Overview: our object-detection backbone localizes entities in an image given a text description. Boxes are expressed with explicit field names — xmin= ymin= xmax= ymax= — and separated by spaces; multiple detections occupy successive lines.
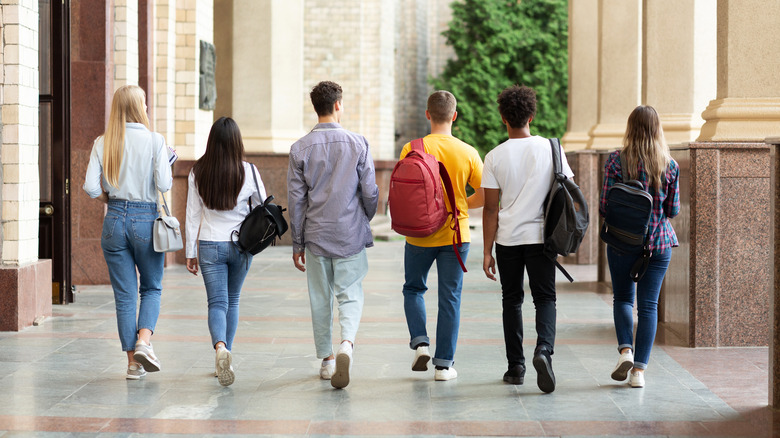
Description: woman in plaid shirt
xmin=599 ymin=105 xmax=680 ymax=388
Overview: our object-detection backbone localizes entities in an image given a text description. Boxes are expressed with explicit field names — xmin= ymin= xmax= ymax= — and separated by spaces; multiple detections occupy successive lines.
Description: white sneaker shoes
xmin=320 ymin=359 xmax=336 ymax=380
xmin=216 ymin=345 xmax=235 ymax=387
xmin=412 ymin=346 xmax=431 ymax=372
xmin=629 ymin=369 xmax=645 ymax=388
xmin=331 ymin=341 xmax=353 ymax=389
xmin=611 ymin=350 xmax=634 ymax=381
xmin=434 ymin=367 xmax=458 ymax=381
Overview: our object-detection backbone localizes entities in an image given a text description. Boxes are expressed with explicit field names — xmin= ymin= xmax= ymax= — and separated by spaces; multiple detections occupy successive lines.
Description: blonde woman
xmin=599 ymin=105 xmax=680 ymax=388
xmin=83 ymin=85 xmax=173 ymax=380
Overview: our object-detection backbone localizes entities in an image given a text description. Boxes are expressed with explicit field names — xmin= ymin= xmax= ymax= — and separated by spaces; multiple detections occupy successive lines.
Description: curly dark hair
xmin=497 ymin=85 xmax=537 ymax=129
xmin=310 ymin=81 xmax=343 ymax=116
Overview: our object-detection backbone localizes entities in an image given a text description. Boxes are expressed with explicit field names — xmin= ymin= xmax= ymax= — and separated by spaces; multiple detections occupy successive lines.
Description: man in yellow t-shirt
xmin=399 ymin=90 xmax=484 ymax=381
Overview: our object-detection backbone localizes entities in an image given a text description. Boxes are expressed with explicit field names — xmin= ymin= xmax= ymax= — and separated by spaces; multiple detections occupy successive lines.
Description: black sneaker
xmin=532 ymin=349 xmax=556 ymax=393
xmin=503 ymin=364 xmax=525 ymax=385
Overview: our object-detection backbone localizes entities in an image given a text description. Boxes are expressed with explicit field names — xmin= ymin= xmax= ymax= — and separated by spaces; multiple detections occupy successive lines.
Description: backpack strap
xmin=547 ymin=138 xmax=575 ymax=283
xmin=411 ymin=138 xmax=425 ymax=154
xmin=617 ymin=151 xmax=627 ymax=183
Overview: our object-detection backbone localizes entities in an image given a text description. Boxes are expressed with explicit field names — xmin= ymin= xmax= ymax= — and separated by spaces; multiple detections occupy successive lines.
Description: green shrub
xmin=432 ymin=0 xmax=568 ymax=156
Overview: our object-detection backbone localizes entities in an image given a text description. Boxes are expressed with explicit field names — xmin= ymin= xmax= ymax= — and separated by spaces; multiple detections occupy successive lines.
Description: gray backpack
xmin=542 ymin=138 xmax=590 ymax=282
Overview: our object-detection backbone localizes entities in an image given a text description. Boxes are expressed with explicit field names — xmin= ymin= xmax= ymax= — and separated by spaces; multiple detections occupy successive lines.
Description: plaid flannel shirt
xmin=599 ymin=150 xmax=680 ymax=253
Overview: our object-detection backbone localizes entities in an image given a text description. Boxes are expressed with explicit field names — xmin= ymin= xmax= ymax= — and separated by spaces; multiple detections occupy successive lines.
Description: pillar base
xmin=561 ymin=130 xmax=590 ymax=151
xmin=586 ymin=123 xmax=625 ymax=150
xmin=697 ymin=97 xmax=780 ymax=142
xmin=660 ymin=113 xmax=704 ymax=145
xmin=0 ymin=260 xmax=53 ymax=331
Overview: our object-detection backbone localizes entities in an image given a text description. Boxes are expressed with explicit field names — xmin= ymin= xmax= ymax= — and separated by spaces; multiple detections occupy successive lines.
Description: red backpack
xmin=388 ymin=138 xmax=467 ymax=271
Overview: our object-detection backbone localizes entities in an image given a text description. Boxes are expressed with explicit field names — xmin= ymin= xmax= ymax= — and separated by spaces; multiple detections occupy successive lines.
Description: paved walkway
xmin=0 ymin=235 xmax=777 ymax=437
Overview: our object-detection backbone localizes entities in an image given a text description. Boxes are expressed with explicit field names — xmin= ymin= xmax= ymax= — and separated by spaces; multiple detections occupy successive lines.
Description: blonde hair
xmin=102 ymin=85 xmax=150 ymax=188
xmin=621 ymin=105 xmax=671 ymax=192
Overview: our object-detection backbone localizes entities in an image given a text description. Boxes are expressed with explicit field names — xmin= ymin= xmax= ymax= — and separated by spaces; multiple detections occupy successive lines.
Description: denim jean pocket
xmin=130 ymin=218 xmax=155 ymax=243
xmin=198 ymin=241 xmax=223 ymax=264
xmin=102 ymin=215 xmax=120 ymax=240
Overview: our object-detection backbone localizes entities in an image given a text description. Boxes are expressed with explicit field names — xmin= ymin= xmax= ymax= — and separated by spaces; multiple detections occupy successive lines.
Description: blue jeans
xmin=199 ymin=241 xmax=252 ymax=351
xmin=101 ymin=200 xmax=164 ymax=352
xmin=607 ymin=246 xmax=672 ymax=369
xmin=305 ymin=248 xmax=367 ymax=359
xmin=402 ymin=242 xmax=469 ymax=368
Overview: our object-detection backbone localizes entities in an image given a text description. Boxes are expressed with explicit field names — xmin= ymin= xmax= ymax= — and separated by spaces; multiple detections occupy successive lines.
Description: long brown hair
xmin=192 ymin=117 xmax=246 ymax=210
xmin=621 ymin=105 xmax=671 ymax=192
xmin=103 ymin=85 xmax=150 ymax=187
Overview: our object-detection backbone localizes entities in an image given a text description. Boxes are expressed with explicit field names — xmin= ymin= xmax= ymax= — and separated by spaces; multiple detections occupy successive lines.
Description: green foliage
xmin=431 ymin=0 xmax=568 ymax=156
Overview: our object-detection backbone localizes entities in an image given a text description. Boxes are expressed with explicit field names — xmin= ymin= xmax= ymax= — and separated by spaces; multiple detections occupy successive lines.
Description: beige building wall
xmin=562 ymin=0 xmax=598 ymax=151
xmin=155 ymin=0 xmax=177 ymax=144
xmin=698 ymin=0 xmax=780 ymax=141
xmin=1 ymin=0 xmax=40 ymax=265
xmin=644 ymin=0 xmax=716 ymax=146
xmin=113 ymin=0 xmax=140 ymax=89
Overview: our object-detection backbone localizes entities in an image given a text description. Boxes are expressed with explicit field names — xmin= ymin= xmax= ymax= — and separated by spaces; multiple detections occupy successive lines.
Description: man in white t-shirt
xmin=481 ymin=85 xmax=574 ymax=394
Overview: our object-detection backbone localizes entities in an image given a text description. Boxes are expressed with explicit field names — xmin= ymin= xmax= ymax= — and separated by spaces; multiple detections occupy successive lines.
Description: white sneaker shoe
xmin=434 ymin=367 xmax=458 ymax=381
xmin=611 ymin=350 xmax=634 ymax=381
xmin=629 ymin=369 xmax=645 ymax=388
xmin=412 ymin=346 xmax=431 ymax=371
xmin=216 ymin=346 xmax=235 ymax=387
xmin=320 ymin=359 xmax=336 ymax=380
xmin=331 ymin=341 xmax=353 ymax=389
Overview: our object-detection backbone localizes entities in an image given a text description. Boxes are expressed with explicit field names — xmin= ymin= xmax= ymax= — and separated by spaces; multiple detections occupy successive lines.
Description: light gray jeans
xmin=305 ymin=248 xmax=367 ymax=359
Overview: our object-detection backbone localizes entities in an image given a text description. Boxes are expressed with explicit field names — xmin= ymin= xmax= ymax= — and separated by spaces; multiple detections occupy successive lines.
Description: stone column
xmin=154 ymin=0 xmax=176 ymax=146
xmin=113 ymin=0 xmax=139 ymax=88
xmin=644 ymin=0 xmax=716 ymax=145
xmin=221 ymin=0 xmax=304 ymax=154
xmin=587 ymin=0 xmax=642 ymax=150
xmin=0 ymin=1 xmax=52 ymax=330
xmin=769 ymin=137 xmax=780 ymax=408
xmin=562 ymin=0 xmax=598 ymax=151
xmin=697 ymin=1 xmax=780 ymax=141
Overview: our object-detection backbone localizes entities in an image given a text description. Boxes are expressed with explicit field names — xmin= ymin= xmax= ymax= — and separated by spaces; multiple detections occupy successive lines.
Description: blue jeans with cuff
xmin=199 ymin=241 xmax=252 ymax=351
xmin=402 ymin=242 xmax=469 ymax=368
xmin=101 ymin=200 xmax=164 ymax=352
xmin=607 ymin=246 xmax=672 ymax=370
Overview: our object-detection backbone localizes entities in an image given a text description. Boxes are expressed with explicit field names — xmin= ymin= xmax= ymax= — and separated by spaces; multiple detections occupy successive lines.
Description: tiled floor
xmin=0 ymin=236 xmax=777 ymax=437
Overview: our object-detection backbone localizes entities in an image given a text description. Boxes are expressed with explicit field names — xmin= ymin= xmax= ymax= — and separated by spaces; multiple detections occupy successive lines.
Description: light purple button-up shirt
xmin=287 ymin=122 xmax=379 ymax=258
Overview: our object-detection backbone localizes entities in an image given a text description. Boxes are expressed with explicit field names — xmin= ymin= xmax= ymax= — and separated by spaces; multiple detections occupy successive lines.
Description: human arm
xmin=248 ymin=163 xmax=268 ymax=205
xmin=599 ymin=154 xmax=618 ymax=217
xmin=186 ymin=258 xmax=199 ymax=276
xmin=293 ymin=252 xmax=306 ymax=272
xmin=467 ymin=149 xmax=485 ymax=210
xmin=184 ymin=171 xmax=202 ymax=260
xmin=358 ymin=141 xmax=379 ymax=220
xmin=467 ymin=187 xmax=485 ymax=209
xmin=482 ymin=188 xmax=500 ymax=281
xmin=83 ymin=139 xmax=106 ymax=199
xmin=662 ymin=161 xmax=680 ymax=219
xmin=154 ymin=133 xmax=173 ymax=193
xmin=287 ymin=147 xmax=308 ymax=261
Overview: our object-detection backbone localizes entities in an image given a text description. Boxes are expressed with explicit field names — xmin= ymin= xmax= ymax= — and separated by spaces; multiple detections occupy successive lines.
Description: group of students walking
xmin=83 ymin=81 xmax=679 ymax=392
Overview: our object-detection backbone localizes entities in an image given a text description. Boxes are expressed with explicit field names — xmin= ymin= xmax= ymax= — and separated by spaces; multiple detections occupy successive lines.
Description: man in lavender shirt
xmin=287 ymin=81 xmax=379 ymax=389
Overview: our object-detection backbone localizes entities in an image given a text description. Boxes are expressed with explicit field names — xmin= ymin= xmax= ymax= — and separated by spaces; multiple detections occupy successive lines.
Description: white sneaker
xmin=216 ymin=346 xmax=235 ymax=387
xmin=412 ymin=346 xmax=431 ymax=371
xmin=611 ymin=350 xmax=634 ymax=381
xmin=629 ymin=369 xmax=645 ymax=388
xmin=331 ymin=341 xmax=353 ymax=389
xmin=320 ymin=359 xmax=336 ymax=380
xmin=434 ymin=367 xmax=458 ymax=381
xmin=126 ymin=362 xmax=146 ymax=380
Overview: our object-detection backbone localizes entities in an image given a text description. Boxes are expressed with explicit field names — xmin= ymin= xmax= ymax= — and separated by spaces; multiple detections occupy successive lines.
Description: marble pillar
xmin=768 ymin=138 xmax=780 ymax=408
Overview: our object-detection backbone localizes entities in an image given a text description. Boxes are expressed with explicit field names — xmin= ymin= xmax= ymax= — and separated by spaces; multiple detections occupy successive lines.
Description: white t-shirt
xmin=481 ymin=136 xmax=574 ymax=246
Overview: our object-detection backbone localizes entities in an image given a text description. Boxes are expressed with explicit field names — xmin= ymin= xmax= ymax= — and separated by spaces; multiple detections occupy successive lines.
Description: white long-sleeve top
xmin=185 ymin=161 xmax=267 ymax=258
xmin=83 ymin=123 xmax=172 ymax=201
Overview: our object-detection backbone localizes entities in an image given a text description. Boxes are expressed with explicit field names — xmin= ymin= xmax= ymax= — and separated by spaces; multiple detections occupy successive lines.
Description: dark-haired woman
xmin=600 ymin=105 xmax=679 ymax=388
xmin=185 ymin=117 xmax=266 ymax=386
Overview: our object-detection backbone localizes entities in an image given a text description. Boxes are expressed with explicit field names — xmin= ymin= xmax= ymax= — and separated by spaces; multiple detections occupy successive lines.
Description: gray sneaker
xmin=126 ymin=362 xmax=146 ymax=380
xmin=133 ymin=340 xmax=161 ymax=372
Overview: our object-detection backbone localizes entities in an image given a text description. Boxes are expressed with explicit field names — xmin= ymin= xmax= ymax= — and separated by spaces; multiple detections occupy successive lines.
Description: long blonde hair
xmin=102 ymin=85 xmax=150 ymax=188
xmin=621 ymin=105 xmax=671 ymax=192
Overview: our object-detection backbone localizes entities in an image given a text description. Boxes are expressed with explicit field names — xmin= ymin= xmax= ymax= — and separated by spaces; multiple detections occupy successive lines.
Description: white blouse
xmin=185 ymin=161 xmax=268 ymax=258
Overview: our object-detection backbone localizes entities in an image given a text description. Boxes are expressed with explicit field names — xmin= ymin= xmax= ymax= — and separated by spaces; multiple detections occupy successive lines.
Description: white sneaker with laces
xmin=133 ymin=340 xmax=161 ymax=372
xmin=629 ymin=369 xmax=645 ymax=388
xmin=611 ymin=350 xmax=634 ymax=381
xmin=126 ymin=362 xmax=146 ymax=380
xmin=320 ymin=359 xmax=336 ymax=380
xmin=331 ymin=341 xmax=353 ymax=389
xmin=434 ymin=367 xmax=458 ymax=381
xmin=412 ymin=346 xmax=431 ymax=372
xmin=216 ymin=346 xmax=235 ymax=387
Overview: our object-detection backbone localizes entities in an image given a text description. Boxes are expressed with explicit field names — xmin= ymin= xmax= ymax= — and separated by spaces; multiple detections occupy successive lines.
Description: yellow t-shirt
xmin=399 ymin=134 xmax=483 ymax=247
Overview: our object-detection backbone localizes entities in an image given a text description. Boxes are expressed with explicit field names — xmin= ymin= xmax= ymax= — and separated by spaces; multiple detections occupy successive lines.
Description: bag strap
xmin=617 ymin=151 xmax=627 ymax=183
xmin=158 ymin=190 xmax=172 ymax=217
xmin=549 ymin=138 xmax=565 ymax=181
xmin=411 ymin=138 xmax=425 ymax=154
xmin=247 ymin=163 xmax=264 ymax=210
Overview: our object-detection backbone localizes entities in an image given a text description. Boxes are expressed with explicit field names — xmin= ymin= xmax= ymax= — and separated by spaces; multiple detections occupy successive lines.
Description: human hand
xmin=293 ymin=252 xmax=306 ymax=272
xmin=483 ymin=253 xmax=497 ymax=281
xmin=186 ymin=258 xmax=199 ymax=276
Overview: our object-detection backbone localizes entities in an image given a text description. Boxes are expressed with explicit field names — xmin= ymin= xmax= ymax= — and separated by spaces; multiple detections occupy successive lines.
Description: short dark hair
xmin=310 ymin=81 xmax=343 ymax=116
xmin=497 ymin=85 xmax=537 ymax=129
xmin=427 ymin=90 xmax=457 ymax=123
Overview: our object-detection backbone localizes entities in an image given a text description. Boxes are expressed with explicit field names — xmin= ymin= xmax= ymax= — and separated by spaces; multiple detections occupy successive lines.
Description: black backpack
xmin=231 ymin=165 xmax=288 ymax=256
xmin=599 ymin=153 xmax=654 ymax=281
xmin=542 ymin=138 xmax=590 ymax=282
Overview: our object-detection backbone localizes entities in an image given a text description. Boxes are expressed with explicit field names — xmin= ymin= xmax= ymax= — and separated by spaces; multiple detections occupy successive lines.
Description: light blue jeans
xmin=607 ymin=246 xmax=672 ymax=370
xmin=198 ymin=241 xmax=252 ymax=351
xmin=101 ymin=200 xmax=164 ymax=352
xmin=305 ymin=248 xmax=367 ymax=359
xmin=402 ymin=242 xmax=470 ymax=368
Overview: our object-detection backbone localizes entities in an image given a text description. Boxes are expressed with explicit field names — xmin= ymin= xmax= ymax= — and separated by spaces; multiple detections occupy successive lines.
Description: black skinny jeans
xmin=495 ymin=243 xmax=557 ymax=368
